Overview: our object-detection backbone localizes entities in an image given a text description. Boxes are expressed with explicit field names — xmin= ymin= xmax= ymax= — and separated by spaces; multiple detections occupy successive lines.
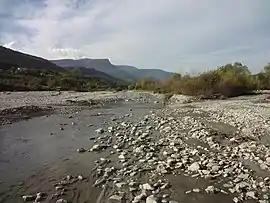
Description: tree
xmin=27 ymin=77 xmax=42 ymax=90
xmin=264 ymin=63 xmax=270 ymax=75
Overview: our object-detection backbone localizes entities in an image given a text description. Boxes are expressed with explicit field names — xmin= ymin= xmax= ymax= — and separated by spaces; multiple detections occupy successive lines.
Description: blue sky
xmin=0 ymin=0 xmax=270 ymax=73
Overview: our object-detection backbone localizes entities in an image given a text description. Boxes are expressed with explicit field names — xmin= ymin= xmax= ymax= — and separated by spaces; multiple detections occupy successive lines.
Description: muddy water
xmin=0 ymin=102 xmax=161 ymax=203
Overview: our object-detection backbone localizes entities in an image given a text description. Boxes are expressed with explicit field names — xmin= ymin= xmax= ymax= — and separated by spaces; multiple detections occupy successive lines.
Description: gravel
xmin=0 ymin=91 xmax=162 ymax=125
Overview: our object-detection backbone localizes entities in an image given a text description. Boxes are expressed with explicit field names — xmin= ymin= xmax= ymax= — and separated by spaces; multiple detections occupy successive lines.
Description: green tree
xmin=264 ymin=63 xmax=270 ymax=75
xmin=27 ymin=77 xmax=42 ymax=90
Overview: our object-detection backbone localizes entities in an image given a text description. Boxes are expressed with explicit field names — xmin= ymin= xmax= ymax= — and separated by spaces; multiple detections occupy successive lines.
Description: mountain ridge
xmin=116 ymin=65 xmax=173 ymax=80
xmin=0 ymin=46 xmax=173 ymax=83
xmin=52 ymin=58 xmax=173 ymax=81
xmin=51 ymin=58 xmax=136 ymax=82
xmin=0 ymin=46 xmax=62 ymax=71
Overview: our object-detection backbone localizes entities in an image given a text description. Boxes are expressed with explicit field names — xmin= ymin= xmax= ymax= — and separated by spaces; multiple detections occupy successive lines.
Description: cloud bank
xmin=0 ymin=0 xmax=270 ymax=73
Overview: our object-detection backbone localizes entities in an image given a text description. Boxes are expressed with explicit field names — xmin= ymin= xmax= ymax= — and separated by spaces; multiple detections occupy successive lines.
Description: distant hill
xmin=52 ymin=59 xmax=173 ymax=81
xmin=0 ymin=46 xmax=62 ymax=71
xmin=51 ymin=59 xmax=136 ymax=82
xmin=116 ymin=65 xmax=173 ymax=80
xmin=64 ymin=66 xmax=121 ymax=82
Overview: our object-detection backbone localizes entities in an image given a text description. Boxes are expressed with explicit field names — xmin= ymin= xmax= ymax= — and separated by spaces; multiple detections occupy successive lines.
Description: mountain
xmin=64 ymin=66 xmax=120 ymax=81
xmin=51 ymin=59 xmax=136 ymax=82
xmin=0 ymin=46 xmax=62 ymax=71
xmin=116 ymin=65 xmax=173 ymax=80
xmin=52 ymin=59 xmax=173 ymax=81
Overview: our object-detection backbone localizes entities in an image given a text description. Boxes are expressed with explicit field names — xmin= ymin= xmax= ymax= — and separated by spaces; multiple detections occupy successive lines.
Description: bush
xmin=147 ymin=62 xmax=270 ymax=98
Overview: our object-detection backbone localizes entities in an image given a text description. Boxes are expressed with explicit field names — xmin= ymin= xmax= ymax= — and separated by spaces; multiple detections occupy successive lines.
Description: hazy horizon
xmin=1 ymin=0 xmax=270 ymax=73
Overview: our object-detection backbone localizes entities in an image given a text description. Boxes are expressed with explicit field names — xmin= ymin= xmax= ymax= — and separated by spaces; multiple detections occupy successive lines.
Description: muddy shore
xmin=1 ymin=91 xmax=270 ymax=203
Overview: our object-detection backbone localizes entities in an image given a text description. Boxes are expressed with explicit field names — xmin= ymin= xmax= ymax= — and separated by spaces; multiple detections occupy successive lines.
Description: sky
xmin=0 ymin=0 xmax=270 ymax=73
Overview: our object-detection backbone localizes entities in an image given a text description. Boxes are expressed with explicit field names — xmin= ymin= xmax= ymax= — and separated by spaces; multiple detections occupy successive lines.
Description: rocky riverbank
xmin=0 ymin=91 xmax=161 ymax=125
xmin=72 ymin=94 xmax=270 ymax=203
xmin=1 ymin=91 xmax=270 ymax=203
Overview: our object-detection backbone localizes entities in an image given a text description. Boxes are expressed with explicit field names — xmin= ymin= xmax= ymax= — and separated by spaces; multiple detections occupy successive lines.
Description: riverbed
xmin=1 ymin=91 xmax=270 ymax=203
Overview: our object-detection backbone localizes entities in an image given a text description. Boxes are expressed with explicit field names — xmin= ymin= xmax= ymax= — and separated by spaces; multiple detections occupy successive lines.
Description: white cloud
xmin=1 ymin=0 xmax=270 ymax=72
xmin=50 ymin=47 xmax=83 ymax=59
xmin=3 ymin=41 xmax=15 ymax=49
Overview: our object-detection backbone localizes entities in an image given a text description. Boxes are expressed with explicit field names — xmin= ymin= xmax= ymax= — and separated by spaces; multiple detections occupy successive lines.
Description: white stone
xmin=56 ymin=199 xmax=68 ymax=203
xmin=22 ymin=195 xmax=35 ymax=201
xmin=78 ymin=175 xmax=83 ymax=180
xmin=118 ymin=154 xmax=125 ymax=160
xmin=246 ymin=191 xmax=257 ymax=199
xmin=90 ymin=144 xmax=100 ymax=151
xmin=116 ymin=182 xmax=126 ymax=188
xmin=188 ymin=162 xmax=200 ymax=172
xmin=109 ymin=195 xmax=123 ymax=201
xmin=146 ymin=195 xmax=158 ymax=203
xmin=233 ymin=197 xmax=239 ymax=203
xmin=133 ymin=193 xmax=147 ymax=202
xmin=266 ymin=157 xmax=270 ymax=165
xmin=260 ymin=163 xmax=268 ymax=170
xmin=142 ymin=183 xmax=154 ymax=190
xmin=211 ymin=165 xmax=220 ymax=172
xmin=95 ymin=128 xmax=104 ymax=134
xmin=205 ymin=186 xmax=215 ymax=193
xmin=192 ymin=188 xmax=201 ymax=193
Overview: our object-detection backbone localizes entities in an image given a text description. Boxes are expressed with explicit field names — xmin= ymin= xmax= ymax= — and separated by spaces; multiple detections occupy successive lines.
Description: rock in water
xmin=78 ymin=175 xmax=83 ymax=180
xmin=35 ymin=192 xmax=46 ymax=202
xmin=77 ymin=148 xmax=86 ymax=153
xmin=95 ymin=128 xmax=104 ymax=134
xmin=56 ymin=199 xmax=67 ymax=203
xmin=22 ymin=195 xmax=36 ymax=201
xmin=205 ymin=186 xmax=215 ymax=193
xmin=192 ymin=188 xmax=201 ymax=193
xmin=90 ymin=144 xmax=101 ymax=151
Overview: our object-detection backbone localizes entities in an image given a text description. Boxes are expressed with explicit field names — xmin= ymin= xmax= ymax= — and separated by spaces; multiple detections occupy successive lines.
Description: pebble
xmin=142 ymin=183 xmax=154 ymax=191
xmin=22 ymin=195 xmax=36 ymax=201
xmin=77 ymin=148 xmax=86 ymax=153
xmin=95 ymin=128 xmax=104 ymax=134
xmin=109 ymin=195 xmax=123 ymax=201
xmin=146 ymin=195 xmax=159 ymax=203
xmin=90 ymin=144 xmax=101 ymax=151
xmin=78 ymin=175 xmax=83 ymax=180
xmin=192 ymin=188 xmax=201 ymax=193
xmin=35 ymin=192 xmax=46 ymax=202
xmin=133 ymin=192 xmax=147 ymax=202
xmin=205 ymin=186 xmax=215 ymax=193
xmin=188 ymin=162 xmax=200 ymax=172
xmin=56 ymin=199 xmax=67 ymax=203
xmin=246 ymin=191 xmax=257 ymax=199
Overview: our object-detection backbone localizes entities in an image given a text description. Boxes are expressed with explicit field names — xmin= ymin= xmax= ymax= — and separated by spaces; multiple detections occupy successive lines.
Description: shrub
xmin=149 ymin=62 xmax=270 ymax=98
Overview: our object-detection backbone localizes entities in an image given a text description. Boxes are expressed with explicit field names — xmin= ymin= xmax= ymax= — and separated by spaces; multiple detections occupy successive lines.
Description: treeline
xmin=0 ymin=68 xmax=126 ymax=91
xmin=133 ymin=62 xmax=270 ymax=98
